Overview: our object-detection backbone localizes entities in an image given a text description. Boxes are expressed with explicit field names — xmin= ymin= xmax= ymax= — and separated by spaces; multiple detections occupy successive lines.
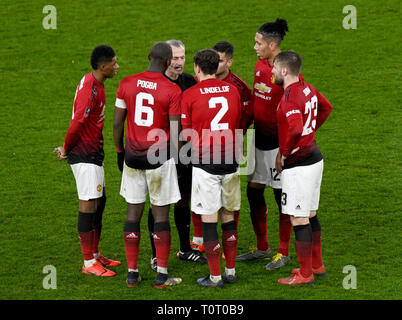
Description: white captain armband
xmin=115 ymin=98 xmax=127 ymax=109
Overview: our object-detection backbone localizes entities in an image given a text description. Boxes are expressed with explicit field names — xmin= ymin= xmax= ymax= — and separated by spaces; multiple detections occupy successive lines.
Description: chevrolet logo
xmin=254 ymin=82 xmax=272 ymax=94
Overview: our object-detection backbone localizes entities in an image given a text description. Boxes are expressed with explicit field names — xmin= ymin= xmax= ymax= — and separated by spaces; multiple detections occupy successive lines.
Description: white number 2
xmin=209 ymin=97 xmax=229 ymax=131
xmin=302 ymin=95 xmax=318 ymax=136
xmin=135 ymin=92 xmax=154 ymax=127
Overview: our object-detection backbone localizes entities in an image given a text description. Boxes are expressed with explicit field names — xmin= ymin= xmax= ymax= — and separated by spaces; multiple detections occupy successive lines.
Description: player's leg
xmin=309 ymin=160 xmax=325 ymax=275
xmin=309 ymin=211 xmax=325 ymax=275
xmin=191 ymin=210 xmax=204 ymax=251
xmin=93 ymin=188 xmax=121 ymax=267
xmin=124 ymin=203 xmax=144 ymax=286
xmin=174 ymin=163 xmax=192 ymax=252
xmin=78 ymin=199 xmax=97 ymax=268
xmin=221 ymin=209 xmax=238 ymax=283
xmin=290 ymin=215 xmax=313 ymax=279
xmin=266 ymin=187 xmax=292 ymax=270
xmin=196 ymin=212 xmax=223 ymax=288
xmin=237 ymin=147 xmax=272 ymax=260
xmin=192 ymin=167 xmax=223 ymax=288
xmin=72 ymin=163 xmax=115 ymax=277
xmin=147 ymin=158 xmax=182 ymax=288
xmin=236 ymin=182 xmax=271 ymax=260
xmin=120 ymin=164 xmax=149 ymax=286
xmin=93 ymin=192 xmax=105 ymax=256
xmin=220 ymin=169 xmax=240 ymax=277
xmin=189 ymin=163 xmax=204 ymax=252
xmin=175 ymin=195 xmax=206 ymax=263
xmin=147 ymin=207 xmax=157 ymax=271
xmin=278 ymin=162 xmax=323 ymax=285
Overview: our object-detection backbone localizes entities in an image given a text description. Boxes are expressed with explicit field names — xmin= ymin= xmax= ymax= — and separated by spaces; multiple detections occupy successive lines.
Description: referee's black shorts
xmin=176 ymin=162 xmax=192 ymax=196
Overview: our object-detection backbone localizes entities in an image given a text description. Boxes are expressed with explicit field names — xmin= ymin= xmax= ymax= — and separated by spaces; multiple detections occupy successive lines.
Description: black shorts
xmin=176 ymin=162 xmax=192 ymax=196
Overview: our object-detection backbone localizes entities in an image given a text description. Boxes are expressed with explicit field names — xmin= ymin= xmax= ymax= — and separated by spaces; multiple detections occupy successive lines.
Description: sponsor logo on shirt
xmin=254 ymin=82 xmax=272 ymax=94
xmin=286 ymin=109 xmax=301 ymax=117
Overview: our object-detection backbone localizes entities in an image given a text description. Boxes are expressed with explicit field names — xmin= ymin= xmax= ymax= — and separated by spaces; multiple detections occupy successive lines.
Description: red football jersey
xmin=181 ymin=78 xmax=242 ymax=173
xmin=65 ymin=72 xmax=106 ymax=165
xmin=277 ymin=80 xmax=332 ymax=166
xmin=116 ymin=71 xmax=181 ymax=168
xmin=246 ymin=59 xmax=303 ymax=150
xmin=222 ymin=70 xmax=251 ymax=112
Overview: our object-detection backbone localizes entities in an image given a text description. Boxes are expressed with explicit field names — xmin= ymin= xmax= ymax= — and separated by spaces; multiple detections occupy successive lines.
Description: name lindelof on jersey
xmin=137 ymin=80 xmax=157 ymax=90
xmin=199 ymin=85 xmax=230 ymax=95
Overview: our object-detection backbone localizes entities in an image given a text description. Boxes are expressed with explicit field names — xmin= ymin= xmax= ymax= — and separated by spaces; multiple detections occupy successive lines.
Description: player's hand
xmin=53 ymin=146 xmax=67 ymax=160
xmin=275 ymin=150 xmax=283 ymax=173
xmin=279 ymin=147 xmax=300 ymax=170
xmin=117 ymin=150 xmax=125 ymax=172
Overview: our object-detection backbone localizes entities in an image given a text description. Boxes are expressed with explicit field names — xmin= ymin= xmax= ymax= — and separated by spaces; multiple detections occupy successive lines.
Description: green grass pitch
xmin=0 ymin=0 xmax=401 ymax=302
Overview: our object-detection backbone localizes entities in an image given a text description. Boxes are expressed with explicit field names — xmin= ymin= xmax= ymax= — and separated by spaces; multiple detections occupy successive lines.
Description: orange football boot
xmin=278 ymin=270 xmax=314 ymax=285
xmin=96 ymin=251 xmax=121 ymax=267
xmin=292 ymin=265 xmax=326 ymax=276
xmin=190 ymin=241 xmax=204 ymax=253
xmin=82 ymin=261 xmax=116 ymax=277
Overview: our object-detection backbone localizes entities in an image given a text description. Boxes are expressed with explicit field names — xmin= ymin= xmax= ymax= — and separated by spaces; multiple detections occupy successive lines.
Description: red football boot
xmin=278 ymin=270 xmax=314 ymax=285
xmin=82 ymin=261 xmax=116 ymax=277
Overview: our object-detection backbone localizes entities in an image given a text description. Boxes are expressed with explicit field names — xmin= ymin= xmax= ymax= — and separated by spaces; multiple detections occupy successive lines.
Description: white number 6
xmin=135 ymin=92 xmax=154 ymax=127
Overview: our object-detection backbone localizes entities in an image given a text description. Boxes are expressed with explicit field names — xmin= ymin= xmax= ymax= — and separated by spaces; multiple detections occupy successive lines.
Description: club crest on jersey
xmin=254 ymin=82 xmax=272 ymax=94
xmin=97 ymin=184 xmax=102 ymax=192
xmin=303 ymin=87 xmax=311 ymax=96
xmin=84 ymin=107 xmax=91 ymax=118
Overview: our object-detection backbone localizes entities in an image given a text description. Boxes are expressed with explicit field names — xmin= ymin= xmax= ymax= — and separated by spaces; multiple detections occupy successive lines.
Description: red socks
xmin=278 ymin=213 xmax=292 ymax=256
xmin=251 ymin=206 xmax=269 ymax=251
xmin=191 ymin=211 xmax=203 ymax=239
xmin=202 ymin=222 xmax=221 ymax=276
xmin=123 ymin=221 xmax=141 ymax=270
xmin=204 ymin=240 xmax=221 ymax=276
xmin=222 ymin=221 xmax=237 ymax=269
xmin=79 ymin=230 xmax=94 ymax=260
xmin=78 ymin=211 xmax=95 ymax=261
xmin=294 ymin=224 xmax=313 ymax=278
xmin=310 ymin=215 xmax=323 ymax=269
xmin=153 ymin=222 xmax=171 ymax=270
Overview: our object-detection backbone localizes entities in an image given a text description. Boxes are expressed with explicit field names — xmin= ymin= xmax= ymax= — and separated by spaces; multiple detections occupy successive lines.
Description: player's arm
xmin=169 ymin=114 xmax=180 ymax=162
xmin=169 ymin=88 xmax=182 ymax=162
xmin=279 ymin=104 xmax=303 ymax=167
xmin=239 ymin=93 xmax=254 ymax=134
xmin=54 ymin=85 xmax=93 ymax=160
xmin=315 ymin=91 xmax=333 ymax=130
xmin=114 ymin=95 xmax=127 ymax=171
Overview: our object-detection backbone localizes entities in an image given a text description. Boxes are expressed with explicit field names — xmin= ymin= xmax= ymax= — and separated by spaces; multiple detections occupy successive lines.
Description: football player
xmin=53 ymin=45 xmax=120 ymax=277
xmin=181 ymin=49 xmax=242 ymax=287
xmin=147 ymin=40 xmax=206 ymax=271
xmin=272 ymin=51 xmax=332 ymax=285
xmin=238 ymin=19 xmax=302 ymax=271
xmin=114 ymin=42 xmax=182 ymax=288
